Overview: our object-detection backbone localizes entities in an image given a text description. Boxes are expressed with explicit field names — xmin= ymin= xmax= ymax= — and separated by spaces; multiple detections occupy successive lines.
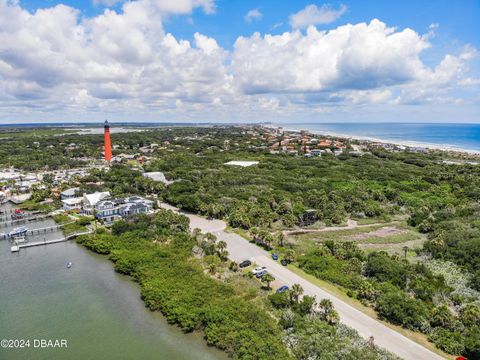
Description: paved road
xmin=160 ymin=203 xmax=444 ymax=360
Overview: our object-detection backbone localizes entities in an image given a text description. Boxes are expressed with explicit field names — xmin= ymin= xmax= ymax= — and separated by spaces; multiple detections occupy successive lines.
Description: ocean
xmin=279 ymin=123 xmax=480 ymax=153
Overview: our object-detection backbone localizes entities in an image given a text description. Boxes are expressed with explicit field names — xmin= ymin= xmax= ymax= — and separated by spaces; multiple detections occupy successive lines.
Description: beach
xmin=275 ymin=123 xmax=480 ymax=155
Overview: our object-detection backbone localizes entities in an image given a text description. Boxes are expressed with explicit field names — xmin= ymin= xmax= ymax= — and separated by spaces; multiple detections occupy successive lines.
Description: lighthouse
xmin=104 ymin=120 xmax=112 ymax=162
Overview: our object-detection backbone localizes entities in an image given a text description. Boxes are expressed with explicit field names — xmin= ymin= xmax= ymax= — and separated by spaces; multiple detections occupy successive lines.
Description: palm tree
xmin=403 ymin=245 xmax=409 ymax=259
xmin=217 ymin=240 xmax=227 ymax=252
xmin=264 ymin=233 xmax=274 ymax=250
xmin=290 ymin=283 xmax=304 ymax=304
xmin=208 ymin=262 xmax=217 ymax=274
xmin=262 ymin=273 xmax=275 ymax=290
xmin=205 ymin=232 xmax=217 ymax=243
xmin=192 ymin=228 xmax=202 ymax=244
xmin=319 ymin=299 xmax=339 ymax=325
xmin=276 ymin=232 xmax=286 ymax=247
xmin=284 ymin=249 xmax=295 ymax=264
xmin=218 ymin=249 xmax=229 ymax=261
xmin=193 ymin=227 xmax=202 ymax=237
xmin=250 ymin=227 xmax=259 ymax=242
xmin=206 ymin=255 xmax=220 ymax=274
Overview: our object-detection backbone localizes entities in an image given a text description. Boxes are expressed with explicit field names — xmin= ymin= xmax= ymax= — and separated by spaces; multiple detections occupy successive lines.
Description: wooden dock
xmin=10 ymin=231 xmax=92 ymax=252
xmin=0 ymin=214 xmax=51 ymax=228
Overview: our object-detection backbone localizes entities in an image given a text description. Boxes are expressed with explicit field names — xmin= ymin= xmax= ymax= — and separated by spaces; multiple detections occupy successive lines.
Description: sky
xmin=0 ymin=0 xmax=479 ymax=124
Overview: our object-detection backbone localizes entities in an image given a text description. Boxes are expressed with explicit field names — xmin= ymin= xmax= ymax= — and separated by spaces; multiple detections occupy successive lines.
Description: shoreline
xmin=275 ymin=125 xmax=480 ymax=155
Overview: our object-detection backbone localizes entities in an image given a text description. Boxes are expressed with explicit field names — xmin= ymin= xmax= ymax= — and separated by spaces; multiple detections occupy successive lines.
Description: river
xmin=0 ymin=204 xmax=225 ymax=360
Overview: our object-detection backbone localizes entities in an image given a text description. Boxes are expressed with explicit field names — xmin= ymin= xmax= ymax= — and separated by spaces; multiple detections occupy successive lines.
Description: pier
xmin=11 ymin=231 xmax=92 ymax=252
xmin=0 ymin=213 xmax=51 ymax=228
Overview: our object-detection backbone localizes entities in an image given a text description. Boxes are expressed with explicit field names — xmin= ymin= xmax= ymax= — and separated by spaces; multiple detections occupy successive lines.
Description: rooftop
xmin=224 ymin=161 xmax=259 ymax=167
xmin=143 ymin=171 xmax=170 ymax=184
xmin=61 ymin=187 xmax=79 ymax=196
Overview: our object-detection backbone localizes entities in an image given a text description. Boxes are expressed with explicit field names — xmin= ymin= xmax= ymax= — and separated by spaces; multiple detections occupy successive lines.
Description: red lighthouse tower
xmin=104 ymin=120 xmax=112 ymax=162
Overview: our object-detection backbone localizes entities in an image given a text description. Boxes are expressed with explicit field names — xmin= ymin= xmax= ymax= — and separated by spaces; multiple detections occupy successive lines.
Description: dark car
xmin=272 ymin=253 xmax=279 ymax=260
xmin=276 ymin=285 xmax=289 ymax=293
xmin=239 ymin=260 xmax=252 ymax=268
xmin=281 ymin=259 xmax=288 ymax=266
xmin=255 ymin=269 xmax=267 ymax=278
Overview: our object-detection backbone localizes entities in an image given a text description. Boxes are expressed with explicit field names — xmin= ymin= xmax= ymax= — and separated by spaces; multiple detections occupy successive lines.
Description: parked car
xmin=239 ymin=260 xmax=252 ymax=268
xmin=272 ymin=253 xmax=279 ymax=260
xmin=255 ymin=269 xmax=268 ymax=278
xmin=281 ymin=259 xmax=288 ymax=266
xmin=252 ymin=266 xmax=267 ymax=275
xmin=276 ymin=285 xmax=289 ymax=293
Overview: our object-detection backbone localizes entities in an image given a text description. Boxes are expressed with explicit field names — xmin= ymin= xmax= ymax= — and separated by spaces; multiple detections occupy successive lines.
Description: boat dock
xmin=0 ymin=214 xmax=51 ymax=228
xmin=1 ymin=224 xmax=62 ymax=239
xmin=10 ymin=231 xmax=92 ymax=252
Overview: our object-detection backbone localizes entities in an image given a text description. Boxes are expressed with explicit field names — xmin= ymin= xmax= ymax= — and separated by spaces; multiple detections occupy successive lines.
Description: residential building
xmin=82 ymin=191 xmax=111 ymax=214
xmin=62 ymin=197 xmax=83 ymax=211
xmin=61 ymin=187 xmax=80 ymax=200
xmin=95 ymin=196 xmax=154 ymax=222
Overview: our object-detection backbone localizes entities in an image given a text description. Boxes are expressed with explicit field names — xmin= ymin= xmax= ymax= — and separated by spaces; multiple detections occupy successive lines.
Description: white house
xmin=82 ymin=191 xmax=111 ymax=214
xmin=61 ymin=187 xmax=80 ymax=200
xmin=61 ymin=197 xmax=83 ymax=211
xmin=96 ymin=196 xmax=154 ymax=223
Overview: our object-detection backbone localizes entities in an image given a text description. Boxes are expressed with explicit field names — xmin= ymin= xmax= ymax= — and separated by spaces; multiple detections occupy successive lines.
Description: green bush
xmin=375 ymin=290 xmax=430 ymax=331
xmin=78 ymin=210 xmax=290 ymax=359
xmin=428 ymin=328 xmax=465 ymax=355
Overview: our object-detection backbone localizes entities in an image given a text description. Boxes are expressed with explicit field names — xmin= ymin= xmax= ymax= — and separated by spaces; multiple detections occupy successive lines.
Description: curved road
xmin=160 ymin=203 xmax=444 ymax=360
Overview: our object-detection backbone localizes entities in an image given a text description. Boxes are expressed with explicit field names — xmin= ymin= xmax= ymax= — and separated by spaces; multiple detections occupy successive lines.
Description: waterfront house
xmin=61 ymin=187 xmax=80 ymax=200
xmin=95 ymin=196 xmax=153 ymax=222
xmin=62 ymin=197 xmax=83 ymax=211
xmin=82 ymin=191 xmax=111 ymax=215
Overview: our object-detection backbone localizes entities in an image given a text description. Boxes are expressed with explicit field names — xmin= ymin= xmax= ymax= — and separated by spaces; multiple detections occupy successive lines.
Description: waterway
xmin=0 ymin=204 xmax=225 ymax=360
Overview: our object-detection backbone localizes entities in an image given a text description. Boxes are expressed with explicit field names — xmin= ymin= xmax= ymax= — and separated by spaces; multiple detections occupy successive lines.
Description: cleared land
xmin=286 ymin=222 xmax=425 ymax=258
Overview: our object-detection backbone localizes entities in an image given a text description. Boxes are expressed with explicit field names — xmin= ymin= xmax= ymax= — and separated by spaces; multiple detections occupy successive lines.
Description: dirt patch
xmin=350 ymin=226 xmax=407 ymax=240
xmin=358 ymin=239 xmax=424 ymax=250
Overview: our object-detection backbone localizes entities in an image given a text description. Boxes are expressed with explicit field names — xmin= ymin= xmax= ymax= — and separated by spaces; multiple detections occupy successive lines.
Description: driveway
xmin=159 ymin=203 xmax=444 ymax=360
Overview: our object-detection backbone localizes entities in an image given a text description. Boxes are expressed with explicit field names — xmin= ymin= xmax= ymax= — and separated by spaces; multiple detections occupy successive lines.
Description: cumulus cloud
xmin=232 ymin=19 xmax=433 ymax=94
xmin=289 ymin=4 xmax=347 ymax=29
xmin=0 ymin=0 xmax=226 ymax=108
xmin=245 ymin=8 xmax=262 ymax=22
xmin=0 ymin=0 xmax=477 ymax=122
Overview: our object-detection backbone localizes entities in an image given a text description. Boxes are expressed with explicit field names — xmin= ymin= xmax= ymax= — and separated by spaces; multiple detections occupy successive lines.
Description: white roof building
xmin=224 ymin=161 xmax=259 ymax=167
xmin=61 ymin=197 xmax=83 ymax=211
xmin=83 ymin=191 xmax=111 ymax=209
xmin=143 ymin=172 xmax=171 ymax=185
xmin=61 ymin=187 xmax=80 ymax=199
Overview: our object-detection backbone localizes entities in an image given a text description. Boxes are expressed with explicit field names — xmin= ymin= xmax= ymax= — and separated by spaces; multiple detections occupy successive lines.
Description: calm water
xmin=280 ymin=123 xmax=480 ymax=152
xmin=0 ymin=205 xmax=225 ymax=360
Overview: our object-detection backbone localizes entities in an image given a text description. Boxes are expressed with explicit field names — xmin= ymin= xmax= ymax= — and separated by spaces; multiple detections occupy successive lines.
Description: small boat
xmin=8 ymin=226 xmax=28 ymax=237
xmin=66 ymin=262 xmax=72 ymax=268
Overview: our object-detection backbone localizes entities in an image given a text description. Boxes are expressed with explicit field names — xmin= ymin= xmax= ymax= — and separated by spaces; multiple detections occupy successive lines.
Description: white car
xmin=251 ymin=266 xmax=266 ymax=275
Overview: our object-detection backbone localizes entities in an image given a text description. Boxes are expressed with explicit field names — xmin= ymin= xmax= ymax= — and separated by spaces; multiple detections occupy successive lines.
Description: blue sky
xmin=19 ymin=0 xmax=480 ymax=49
xmin=0 ymin=0 xmax=479 ymax=123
